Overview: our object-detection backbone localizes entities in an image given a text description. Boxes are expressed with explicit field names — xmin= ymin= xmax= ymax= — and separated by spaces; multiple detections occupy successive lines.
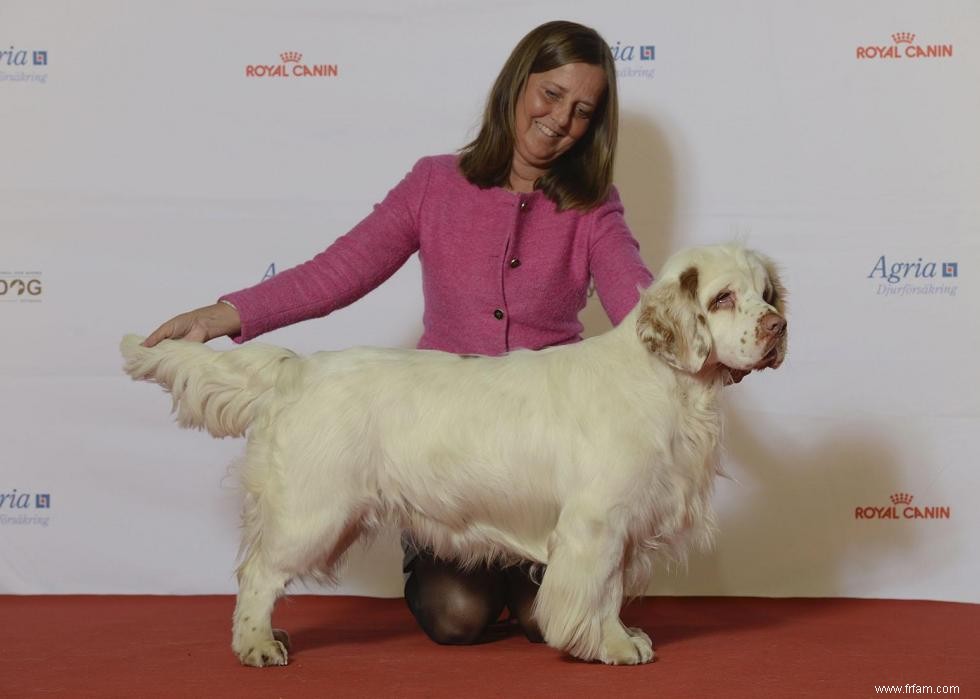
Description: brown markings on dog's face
xmin=679 ymin=266 xmax=699 ymax=300
xmin=694 ymin=336 xmax=710 ymax=362
xmin=637 ymin=265 xmax=710 ymax=372
xmin=637 ymin=305 xmax=676 ymax=356
xmin=755 ymin=318 xmax=784 ymax=345
xmin=679 ymin=267 xmax=711 ymax=361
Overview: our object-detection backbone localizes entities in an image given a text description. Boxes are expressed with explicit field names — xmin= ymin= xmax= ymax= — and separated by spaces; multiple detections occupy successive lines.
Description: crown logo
xmin=891 ymin=32 xmax=915 ymax=44
xmin=280 ymin=51 xmax=303 ymax=63
xmin=890 ymin=492 xmax=914 ymax=505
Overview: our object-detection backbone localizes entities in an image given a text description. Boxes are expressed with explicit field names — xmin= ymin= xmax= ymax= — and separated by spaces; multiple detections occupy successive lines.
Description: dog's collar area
xmin=721 ymin=366 xmax=751 ymax=385
xmin=717 ymin=343 xmax=783 ymax=384
xmin=693 ymin=361 xmax=748 ymax=386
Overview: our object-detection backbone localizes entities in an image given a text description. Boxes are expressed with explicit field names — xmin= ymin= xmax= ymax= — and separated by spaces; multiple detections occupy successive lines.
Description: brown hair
xmin=458 ymin=21 xmax=619 ymax=211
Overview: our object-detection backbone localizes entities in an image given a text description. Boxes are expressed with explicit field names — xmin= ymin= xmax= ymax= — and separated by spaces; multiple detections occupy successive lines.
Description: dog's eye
xmin=710 ymin=291 xmax=735 ymax=310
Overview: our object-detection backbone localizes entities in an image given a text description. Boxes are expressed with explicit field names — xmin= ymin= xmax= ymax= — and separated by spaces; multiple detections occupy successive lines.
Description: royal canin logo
xmin=854 ymin=493 xmax=951 ymax=520
xmin=856 ymin=32 xmax=953 ymax=60
xmin=245 ymin=51 xmax=338 ymax=78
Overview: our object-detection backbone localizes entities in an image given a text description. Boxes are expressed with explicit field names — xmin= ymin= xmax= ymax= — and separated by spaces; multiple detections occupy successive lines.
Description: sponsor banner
xmin=0 ymin=489 xmax=51 ymax=528
xmin=0 ymin=271 xmax=43 ymax=303
xmin=856 ymin=33 xmax=954 ymax=61
xmin=245 ymin=51 xmax=338 ymax=79
xmin=0 ymin=45 xmax=48 ymax=85
xmin=855 ymin=493 xmax=951 ymax=521
xmin=1 ymin=2 xmax=977 ymax=602
xmin=867 ymin=256 xmax=959 ymax=298
xmin=612 ymin=41 xmax=656 ymax=80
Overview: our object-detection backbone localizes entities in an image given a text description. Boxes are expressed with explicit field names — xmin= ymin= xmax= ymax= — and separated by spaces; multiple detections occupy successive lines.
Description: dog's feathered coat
xmin=121 ymin=243 xmax=787 ymax=666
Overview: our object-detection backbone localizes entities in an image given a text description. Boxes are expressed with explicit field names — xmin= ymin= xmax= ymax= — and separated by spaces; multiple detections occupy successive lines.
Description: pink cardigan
xmin=221 ymin=155 xmax=653 ymax=355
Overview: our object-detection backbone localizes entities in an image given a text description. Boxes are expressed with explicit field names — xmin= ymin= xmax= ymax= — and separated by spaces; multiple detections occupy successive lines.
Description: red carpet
xmin=1 ymin=596 xmax=976 ymax=698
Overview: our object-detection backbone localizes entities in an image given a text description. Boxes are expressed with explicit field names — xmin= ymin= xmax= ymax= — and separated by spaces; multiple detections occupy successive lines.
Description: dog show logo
xmin=245 ymin=51 xmax=338 ymax=79
xmin=856 ymin=32 xmax=953 ymax=60
xmin=611 ymin=41 xmax=656 ymax=80
xmin=867 ymin=255 xmax=958 ymax=297
xmin=0 ymin=271 xmax=43 ymax=302
xmin=0 ymin=488 xmax=51 ymax=527
xmin=0 ymin=44 xmax=49 ymax=85
xmin=855 ymin=493 xmax=950 ymax=520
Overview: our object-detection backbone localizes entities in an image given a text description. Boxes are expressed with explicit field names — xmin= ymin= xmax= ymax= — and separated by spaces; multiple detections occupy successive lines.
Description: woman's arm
xmin=587 ymin=186 xmax=654 ymax=325
xmin=143 ymin=157 xmax=433 ymax=346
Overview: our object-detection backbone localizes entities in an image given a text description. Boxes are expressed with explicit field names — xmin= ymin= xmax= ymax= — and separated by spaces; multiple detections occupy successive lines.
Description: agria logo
xmin=0 ymin=45 xmax=49 ymax=85
xmin=0 ymin=488 xmax=51 ymax=528
xmin=245 ymin=51 xmax=338 ymax=79
xmin=0 ymin=46 xmax=48 ymax=66
xmin=867 ymin=255 xmax=958 ymax=297
xmin=611 ymin=41 xmax=656 ymax=80
xmin=855 ymin=493 xmax=951 ymax=520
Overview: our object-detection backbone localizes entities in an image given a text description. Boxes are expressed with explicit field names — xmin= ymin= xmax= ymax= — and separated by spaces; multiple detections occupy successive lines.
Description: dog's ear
xmin=636 ymin=266 xmax=712 ymax=373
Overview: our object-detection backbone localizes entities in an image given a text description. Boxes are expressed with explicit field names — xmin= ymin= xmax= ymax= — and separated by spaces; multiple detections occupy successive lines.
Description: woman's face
xmin=512 ymin=62 xmax=607 ymax=172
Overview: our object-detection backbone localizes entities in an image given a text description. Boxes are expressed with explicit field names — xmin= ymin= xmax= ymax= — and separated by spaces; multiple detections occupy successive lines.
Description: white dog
xmin=120 ymin=243 xmax=786 ymax=667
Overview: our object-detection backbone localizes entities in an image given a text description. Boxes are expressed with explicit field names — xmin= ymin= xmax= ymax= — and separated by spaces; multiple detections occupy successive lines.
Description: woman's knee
xmin=419 ymin=587 xmax=496 ymax=645
xmin=504 ymin=563 xmax=545 ymax=643
xmin=404 ymin=555 xmax=505 ymax=645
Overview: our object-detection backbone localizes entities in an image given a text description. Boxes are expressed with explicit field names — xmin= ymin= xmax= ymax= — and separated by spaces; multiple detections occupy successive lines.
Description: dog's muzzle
xmin=755 ymin=313 xmax=787 ymax=370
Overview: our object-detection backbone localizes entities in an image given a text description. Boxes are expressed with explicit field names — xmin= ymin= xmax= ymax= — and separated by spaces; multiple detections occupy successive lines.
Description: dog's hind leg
xmin=229 ymin=404 xmax=381 ymax=666
xmin=533 ymin=502 xmax=654 ymax=665
xmin=231 ymin=494 xmax=367 ymax=667
xmin=232 ymin=548 xmax=291 ymax=667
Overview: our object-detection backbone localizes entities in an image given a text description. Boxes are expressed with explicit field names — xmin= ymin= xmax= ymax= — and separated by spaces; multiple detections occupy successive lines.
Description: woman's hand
xmin=142 ymin=302 xmax=242 ymax=347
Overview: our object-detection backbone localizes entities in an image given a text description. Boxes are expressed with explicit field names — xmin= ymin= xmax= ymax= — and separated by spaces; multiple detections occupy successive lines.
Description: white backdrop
xmin=2 ymin=0 xmax=977 ymax=602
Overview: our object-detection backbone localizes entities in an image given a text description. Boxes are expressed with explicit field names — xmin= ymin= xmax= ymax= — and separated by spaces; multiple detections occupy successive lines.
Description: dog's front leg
xmin=533 ymin=505 xmax=654 ymax=665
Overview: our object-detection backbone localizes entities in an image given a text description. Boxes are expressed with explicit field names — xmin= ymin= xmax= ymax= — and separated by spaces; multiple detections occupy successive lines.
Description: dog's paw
xmin=598 ymin=629 xmax=655 ymax=666
xmin=272 ymin=628 xmax=291 ymax=652
xmin=625 ymin=626 xmax=653 ymax=648
xmin=237 ymin=637 xmax=289 ymax=668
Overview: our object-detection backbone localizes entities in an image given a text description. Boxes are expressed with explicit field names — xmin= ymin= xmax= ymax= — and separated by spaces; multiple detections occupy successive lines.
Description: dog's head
xmin=636 ymin=244 xmax=787 ymax=381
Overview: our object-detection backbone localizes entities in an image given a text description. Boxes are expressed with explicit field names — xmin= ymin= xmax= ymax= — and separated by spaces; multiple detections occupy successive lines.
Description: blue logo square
xmin=640 ymin=46 xmax=655 ymax=61
xmin=942 ymin=262 xmax=958 ymax=278
xmin=33 ymin=51 xmax=47 ymax=66
xmin=35 ymin=493 xmax=50 ymax=508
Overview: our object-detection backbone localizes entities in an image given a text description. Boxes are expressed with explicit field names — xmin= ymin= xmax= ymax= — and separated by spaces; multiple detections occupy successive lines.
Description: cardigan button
xmin=493 ymin=309 xmax=504 ymax=320
xmin=519 ymin=199 xmax=528 ymax=211
xmin=509 ymin=258 xmax=521 ymax=268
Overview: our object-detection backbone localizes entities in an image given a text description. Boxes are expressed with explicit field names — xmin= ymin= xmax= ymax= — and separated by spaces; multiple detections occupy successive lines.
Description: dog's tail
xmin=120 ymin=334 xmax=299 ymax=438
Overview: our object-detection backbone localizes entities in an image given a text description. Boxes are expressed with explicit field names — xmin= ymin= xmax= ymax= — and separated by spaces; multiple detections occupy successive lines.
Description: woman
xmin=143 ymin=20 xmax=653 ymax=646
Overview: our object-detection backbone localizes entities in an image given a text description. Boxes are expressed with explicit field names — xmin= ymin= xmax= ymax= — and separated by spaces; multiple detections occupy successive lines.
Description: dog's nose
xmin=760 ymin=313 xmax=786 ymax=337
